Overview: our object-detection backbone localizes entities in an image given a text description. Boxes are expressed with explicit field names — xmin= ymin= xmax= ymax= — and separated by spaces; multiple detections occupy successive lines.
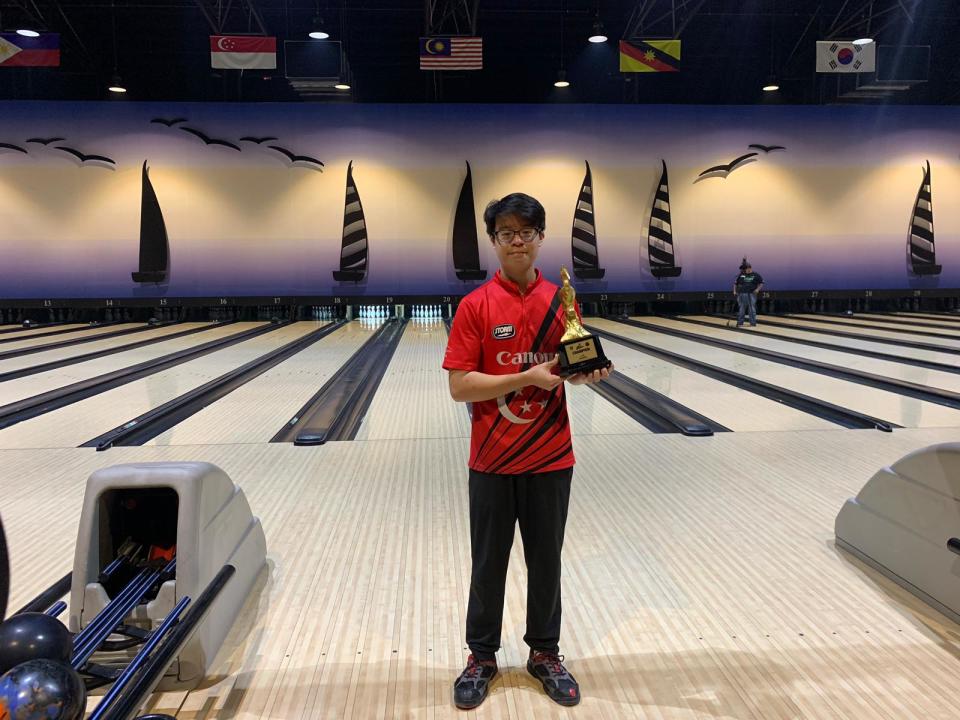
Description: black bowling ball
xmin=0 ymin=613 xmax=72 ymax=675
xmin=0 ymin=658 xmax=86 ymax=720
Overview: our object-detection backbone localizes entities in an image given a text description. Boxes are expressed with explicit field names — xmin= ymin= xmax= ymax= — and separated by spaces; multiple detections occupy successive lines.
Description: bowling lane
xmin=0 ymin=322 xmax=265 ymax=407
xmin=565 ymin=381 xmax=654 ymax=437
xmin=355 ymin=321 xmax=648 ymax=441
xmin=0 ymin=322 xmax=88 ymax=338
xmin=853 ymin=312 xmax=960 ymax=330
xmin=591 ymin=318 xmax=960 ymax=428
xmin=790 ymin=313 xmax=960 ymax=337
xmin=640 ymin=316 xmax=960 ymax=393
xmin=0 ymin=322 xmax=145 ymax=352
xmin=0 ymin=322 xmax=323 ymax=449
xmin=888 ymin=311 xmax=960 ymax=323
xmin=761 ymin=315 xmax=960 ymax=349
xmin=353 ymin=321 xmax=472 ymax=441
xmin=0 ymin=322 xmax=213 ymax=375
xmin=683 ymin=315 xmax=960 ymax=366
xmin=587 ymin=323 xmax=836 ymax=432
xmin=147 ymin=321 xmax=375 ymax=445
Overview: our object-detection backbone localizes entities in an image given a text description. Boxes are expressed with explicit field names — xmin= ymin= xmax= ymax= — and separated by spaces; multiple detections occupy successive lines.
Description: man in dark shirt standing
xmin=733 ymin=259 xmax=764 ymax=327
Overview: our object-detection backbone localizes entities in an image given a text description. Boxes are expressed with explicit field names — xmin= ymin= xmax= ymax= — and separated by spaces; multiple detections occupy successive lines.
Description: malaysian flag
xmin=419 ymin=36 xmax=482 ymax=70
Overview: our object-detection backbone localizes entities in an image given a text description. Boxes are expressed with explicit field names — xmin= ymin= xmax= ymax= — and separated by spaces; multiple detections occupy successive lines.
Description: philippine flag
xmin=0 ymin=33 xmax=60 ymax=67
xmin=210 ymin=36 xmax=277 ymax=70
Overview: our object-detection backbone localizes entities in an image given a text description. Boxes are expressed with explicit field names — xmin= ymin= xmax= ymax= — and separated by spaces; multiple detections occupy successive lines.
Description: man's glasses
xmin=493 ymin=228 xmax=541 ymax=245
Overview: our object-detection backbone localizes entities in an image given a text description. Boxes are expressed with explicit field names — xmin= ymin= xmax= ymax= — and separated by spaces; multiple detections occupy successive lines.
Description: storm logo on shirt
xmin=492 ymin=323 xmax=515 ymax=339
xmin=496 ymin=388 xmax=551 ymax=424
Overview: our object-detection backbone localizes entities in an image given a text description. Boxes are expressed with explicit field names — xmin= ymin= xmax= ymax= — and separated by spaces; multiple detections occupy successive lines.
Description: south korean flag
xmin=815 ymin=40 xmax=876 ymax=73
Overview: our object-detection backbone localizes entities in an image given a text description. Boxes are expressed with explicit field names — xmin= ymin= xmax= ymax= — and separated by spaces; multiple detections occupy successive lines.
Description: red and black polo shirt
xmin=442 ymin=269 xmax=575 ymax=475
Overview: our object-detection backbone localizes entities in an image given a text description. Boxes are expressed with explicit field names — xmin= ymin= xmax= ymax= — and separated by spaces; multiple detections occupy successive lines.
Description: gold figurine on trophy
xmin=556 ymin=267 xmax=612 ymax=376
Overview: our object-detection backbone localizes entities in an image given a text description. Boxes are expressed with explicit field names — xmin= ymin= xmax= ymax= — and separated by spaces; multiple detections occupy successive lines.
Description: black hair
xmin=740 ymin=257 xmax=751 ymax=270
xmin=483 ymin=193 xmax=546 ymax=237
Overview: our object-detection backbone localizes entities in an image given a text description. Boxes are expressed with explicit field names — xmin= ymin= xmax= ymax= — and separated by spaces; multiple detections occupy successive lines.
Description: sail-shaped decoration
xmin=648 ymin=159 xmax=682 ymax=278
xmin=571 ymin=161 xmax=605 ymax=280
xmin=452 ymin=161 xmax=487 ymax=281
xmin=332 ymin=161 xmax=367 ymax=282
xmin=908 ymin=160 xmax=941 ymax=276
xmin=131 ymin=161 xmax=169 ymax=283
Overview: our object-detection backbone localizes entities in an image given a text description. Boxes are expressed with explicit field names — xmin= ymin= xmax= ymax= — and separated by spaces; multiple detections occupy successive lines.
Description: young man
xmin=442 ymin=192 xmax=611 ymax=710
xmin=733 ymin=259 xmax=764 ymax=327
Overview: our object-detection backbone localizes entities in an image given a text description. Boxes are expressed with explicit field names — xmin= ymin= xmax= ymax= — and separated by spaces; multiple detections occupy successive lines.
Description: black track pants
xmin=465 ymin=467 xmax=573 ymax=661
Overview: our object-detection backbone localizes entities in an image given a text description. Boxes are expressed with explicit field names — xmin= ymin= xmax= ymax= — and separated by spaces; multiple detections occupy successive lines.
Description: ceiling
xmin=0 ymin=0 xmax=957 ymax=104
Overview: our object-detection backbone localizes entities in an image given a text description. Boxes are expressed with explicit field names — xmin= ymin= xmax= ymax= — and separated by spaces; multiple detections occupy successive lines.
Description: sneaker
xmin=453 ymin=655 xmax=498 ymax=709
xmin=527 ymin=650 xmax=580 ymax=706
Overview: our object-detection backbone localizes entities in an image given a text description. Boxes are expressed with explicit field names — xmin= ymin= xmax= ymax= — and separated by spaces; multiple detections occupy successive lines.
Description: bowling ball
xmin=0 ymin=658 xmax=86 ymax=720
xmin=0 ymin=613 xmax=72 ymax=675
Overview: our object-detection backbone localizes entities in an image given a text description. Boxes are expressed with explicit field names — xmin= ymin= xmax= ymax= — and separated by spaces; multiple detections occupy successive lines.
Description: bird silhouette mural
xmin=695 ymin=152 xmax=758 ymax=181
xmin=748 ymin=143 xmax=786 ymax=153
xmin=53 ymin=146 xmax=116 ymax=168
xmin=149 ymin=117 xmax=188 ymax=127
xmin=25 ymin=137 xmax=65 ymax=145
xmin=266 ymin=145 xmax=325 ymax=171
xmin=177 ymin=126 xmax=242 ymax=151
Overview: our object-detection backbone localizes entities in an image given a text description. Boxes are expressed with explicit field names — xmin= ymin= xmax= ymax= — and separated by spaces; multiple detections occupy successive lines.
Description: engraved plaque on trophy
xmin=556 ymin=266 xmax=612 ymax=376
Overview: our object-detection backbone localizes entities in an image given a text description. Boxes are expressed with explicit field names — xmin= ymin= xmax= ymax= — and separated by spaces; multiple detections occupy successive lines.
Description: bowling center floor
xmin=3 ymin=312 xmax=960 ymax=719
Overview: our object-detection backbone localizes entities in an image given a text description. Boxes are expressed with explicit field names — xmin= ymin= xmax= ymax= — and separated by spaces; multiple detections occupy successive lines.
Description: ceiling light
xmin=108 ymin=74 xmax=127 ymax=93
xmin=16 ymin=29 xmax=40 ymax=38
xmin=587 ymin=20 xmax=607 ymax=43
xmin=852 ymin=37 xmax=874 ymax=46
xmin=334 ymin=83 xmax=350 ymax=90
xmin=762 ymin=83 xmax=780 ymax=92
xmin=554 ymin=69 xmax=570 ymax=88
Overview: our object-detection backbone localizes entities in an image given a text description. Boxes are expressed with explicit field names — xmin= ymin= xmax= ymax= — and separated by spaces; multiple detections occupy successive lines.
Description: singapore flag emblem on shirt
xmin=210 ymin=36 xmax=277 ymax=70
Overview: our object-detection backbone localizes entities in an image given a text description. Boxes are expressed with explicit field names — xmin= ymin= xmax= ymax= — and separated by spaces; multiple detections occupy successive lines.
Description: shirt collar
xmin=495 ymin=268 xmax=542 ymax=296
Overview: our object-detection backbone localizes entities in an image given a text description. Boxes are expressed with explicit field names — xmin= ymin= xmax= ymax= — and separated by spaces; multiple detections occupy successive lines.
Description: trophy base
xmin=557 ymin=334 xmax=611 ymax=377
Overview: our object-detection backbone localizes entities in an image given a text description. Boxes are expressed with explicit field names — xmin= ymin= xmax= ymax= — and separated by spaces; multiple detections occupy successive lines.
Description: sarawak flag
xmin=619 ymin=39 xmax=680 ymax=72
xmin=419 ymin=37 xmax=483 ymax=70
xmin=210 ymin=35 xmax=276 ymax=69
xmin=0 ymin=33 xmax=60 ymax=67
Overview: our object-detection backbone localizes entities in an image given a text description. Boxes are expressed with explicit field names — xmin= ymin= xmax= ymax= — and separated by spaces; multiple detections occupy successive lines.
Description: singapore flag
xmin=210 ymin=35 xmax=276 ymax=70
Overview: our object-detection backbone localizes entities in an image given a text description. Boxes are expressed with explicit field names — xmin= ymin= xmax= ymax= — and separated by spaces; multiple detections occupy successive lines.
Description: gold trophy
xmin=557 ymin=267 xmax=612 ymax=376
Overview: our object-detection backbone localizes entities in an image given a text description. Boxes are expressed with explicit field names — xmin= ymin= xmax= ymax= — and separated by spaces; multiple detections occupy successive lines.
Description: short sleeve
xmin=443 ymin=298 xmax=483 ymax=372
